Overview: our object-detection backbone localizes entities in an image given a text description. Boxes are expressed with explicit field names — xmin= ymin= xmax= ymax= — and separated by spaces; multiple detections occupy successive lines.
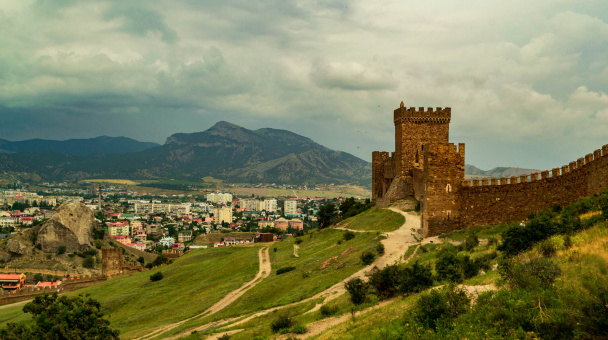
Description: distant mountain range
xmin=0 ymin=125 xmax=539 ymax=186
xmin=464 ymin=164 xmax=538 ymax=179
xmin=0 ymin=122 xmax=372 ymax=186
xmin=0 ymin=136 xmax=159 ymax=156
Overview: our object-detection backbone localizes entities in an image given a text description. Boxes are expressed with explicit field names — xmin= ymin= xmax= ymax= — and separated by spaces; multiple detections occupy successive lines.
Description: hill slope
xmin=0 ymin=136 xmax=159 ymax=156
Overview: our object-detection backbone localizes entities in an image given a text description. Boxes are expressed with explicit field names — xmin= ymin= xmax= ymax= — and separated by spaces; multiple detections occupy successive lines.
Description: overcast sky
xmin=1 ymin=0 xmax=607 ymax=171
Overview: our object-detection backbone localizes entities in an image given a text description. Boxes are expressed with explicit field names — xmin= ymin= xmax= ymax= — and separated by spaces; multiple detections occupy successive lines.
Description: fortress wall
xmin=459 ymin=146 xmax=608 ymax=226
xmin=422 ymin=143 xmax=465 ymax=236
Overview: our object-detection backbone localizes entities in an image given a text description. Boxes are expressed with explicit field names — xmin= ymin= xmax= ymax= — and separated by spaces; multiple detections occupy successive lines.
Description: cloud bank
xmin=1 ymin=0 xmax=607 ymax=171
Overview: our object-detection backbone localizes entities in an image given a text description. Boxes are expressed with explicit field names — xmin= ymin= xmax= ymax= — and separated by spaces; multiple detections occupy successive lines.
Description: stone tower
xmin=372 ymin=102 xmax=453 ymax=203
xmin=102 ymin=248 xmax=124 ymax=278
xmin=393 ymin=102 xmax=451 ymax=177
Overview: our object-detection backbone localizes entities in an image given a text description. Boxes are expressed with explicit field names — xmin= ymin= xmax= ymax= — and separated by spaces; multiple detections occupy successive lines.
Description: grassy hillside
xmin=164 ymin=228 xmax=382 ymax=337
xmin=0 ymin=246 xmax=260 ymax=339
xmin=338 ymin=208 xmax=405 ymax=232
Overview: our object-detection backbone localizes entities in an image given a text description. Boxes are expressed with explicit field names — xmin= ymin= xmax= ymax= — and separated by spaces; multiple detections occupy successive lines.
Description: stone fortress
xmin=373 ymin=101 xmax=608 ymax=236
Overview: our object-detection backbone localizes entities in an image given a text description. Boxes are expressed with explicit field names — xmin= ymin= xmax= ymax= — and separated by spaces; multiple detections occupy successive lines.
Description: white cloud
xmin=0 ymin=0 xmax=607 ymax=171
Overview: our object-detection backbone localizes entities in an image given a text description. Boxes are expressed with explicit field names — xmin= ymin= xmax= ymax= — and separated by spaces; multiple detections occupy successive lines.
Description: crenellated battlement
xmin=462 ymin=145 xmax=608 ymax=188
xmin=394 ymin=105 xmax=451 ymax=124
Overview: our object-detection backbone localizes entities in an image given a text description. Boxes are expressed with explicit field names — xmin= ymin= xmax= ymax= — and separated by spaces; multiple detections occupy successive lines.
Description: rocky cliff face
xmin=36 ymin=202 xmax=96 ymax=252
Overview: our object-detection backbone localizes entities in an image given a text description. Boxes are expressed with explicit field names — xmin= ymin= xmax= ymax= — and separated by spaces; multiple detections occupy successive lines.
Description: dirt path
xmin=184 ymin=207 xmax=422 ymax=339
xmin=136 ymin=246 xmax=271 ymax=340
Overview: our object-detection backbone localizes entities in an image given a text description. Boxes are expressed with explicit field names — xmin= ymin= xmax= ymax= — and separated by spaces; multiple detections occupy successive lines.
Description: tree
xmin=0 ymin=293 xmax=119 ymax=339
xmin=82 ymin=255 xmax=95 ymax=269
xmin=345 ymin=278 xmax=367 ymax=305
xmin=317 ymin=202 xmax=337 ymax=229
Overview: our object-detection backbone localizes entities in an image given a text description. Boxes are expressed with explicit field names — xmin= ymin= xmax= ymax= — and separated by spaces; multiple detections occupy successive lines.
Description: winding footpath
xmin=172 ymin=207 xmax=422 ymax=339
xmin=135 ymin=246 xmax=271 ymax=340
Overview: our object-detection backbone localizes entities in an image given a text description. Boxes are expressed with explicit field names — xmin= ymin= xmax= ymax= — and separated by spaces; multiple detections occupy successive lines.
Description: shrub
xmin=414 ymin=286 xmax=470 ymax=330
xmin=368 ymin=264 xmax=400 ymax=299
xmin=137 ymin=256 xmax=145 ymax=265
xmin=56 ymin=246 xmax=66 ymax=255
xmin=360 ymin=251 xmax=375 ymax=265
xmin=539 ymin=240 xmax=556 ymax=257
xmin=92 ymin=228 xmax=105 ymax=240
xmin=270 ymin=313 xmax=292 ymax=333
xmin=345 ymin=278 xmax=367 ymax=305
xmin=295 ymin=238 xmax=303 ymax=245
xmin=35 ymin=244 xmax=42 ymax=250
xmin=218 ymin=334 xmax=231 ymax=340
xmin=150 ymin=272 xmax=164 ymax=282
xmin=273 ymin=247 xmax=277 ymax=252
xmin=82 ymin=255 xmax=95 ymax=268
xmin=152 ymin=254 xmax=168 ymax=267
xmin=343 ymin=231 xmax=355 ymax=241
xmin=276 ymin=266 xmax=296 ymax=275
xmin=400 ymin=261 xmax=433 ymax=293
xmin=435 ymin=249 xmax=463 ymax=283
xmin=33 ymin=273 xmax=44 ymax=282
xmin=461 ymin=255 xmax=479 ymax=279
xmin=319 ymin=304 xmax=339 ymax=317
xmin=94 ymin=240 xmax=103 ymax=249
xmin=499 ymin=256 xmax=561 ymax=290
xmin=376 ymin=243 xmax=385 ymax=255
xmin=290 ymin=324 xmax=307 ymax=334
xmin=464 ymin=234 xmax=479 ymax=252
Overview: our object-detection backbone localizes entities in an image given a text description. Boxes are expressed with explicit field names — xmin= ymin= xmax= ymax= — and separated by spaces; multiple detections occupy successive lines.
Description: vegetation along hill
xmin=465 ymin=164 xmax=538 ymax=178
xmin=0 ymin=121 xmax=372 ymax=186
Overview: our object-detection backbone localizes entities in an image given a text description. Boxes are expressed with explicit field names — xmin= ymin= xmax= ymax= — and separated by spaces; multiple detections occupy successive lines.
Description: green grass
xmin=339 ymin=208 xmax=404 ymax=232
xmin=0 ymin=246 xmax=261 ymax=339
xmin=165 ymin=228 xmax=382 ymax=337
xmin=439 ymin=222 xmax=513 ymax=241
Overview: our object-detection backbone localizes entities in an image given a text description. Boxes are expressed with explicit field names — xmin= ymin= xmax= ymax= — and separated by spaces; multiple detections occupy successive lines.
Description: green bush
xmin=360 ymin=251 xmax=375 ymax=265
xmin=540 ymin=239 xmax=556 ymax=257
xmin=464 ymin=234 xmax=479 ymax=251
xmin=343 ymin=231 xmax=355 ymax=241
xmin=435 ymin=249 xmax=463 ymax=283
xmin=400 ymin=261 xmax=433 ymax=293
xmin=376 ymin=243 xmax=385 ymax=255
xmin=414 ymin=286 xmax=470 ymax=330
xmin=270 ymin=313 xmax=292 ymax=333
xmin=82 ymin=255 xmax=95 ymax=268
xmin=345 ymin=278 xmax=367 ymax=305
xmin=56 ymin=246 xmax=66 ymax=255
xmin=368 ymin=264 xmax=400 ymax=299
xmin=319 ymin=304 xmax=339 ymax=317
xmin=290 ymin=324 xmax=307 ymax=334
xmin=499 ymin=256 xmax=561 ymax=290
xmin=276 ymin=266 xmax=296 ymax=275
xmin=150 ymin=272 xmax=164 ymax=282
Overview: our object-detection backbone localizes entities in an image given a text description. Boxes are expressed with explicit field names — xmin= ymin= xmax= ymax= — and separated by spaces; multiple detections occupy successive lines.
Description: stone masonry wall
xmin=421 ymin=143 xmax=465 ymax=236
xmin=459 ymin=145 xmax=608 ymax=226
xmin=394 ymin=106 xmax=451 ymax=177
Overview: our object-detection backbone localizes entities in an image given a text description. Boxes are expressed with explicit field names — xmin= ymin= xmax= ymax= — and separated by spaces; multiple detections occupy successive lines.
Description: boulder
xmin=36 ymin=202 xmax=96 ymax=252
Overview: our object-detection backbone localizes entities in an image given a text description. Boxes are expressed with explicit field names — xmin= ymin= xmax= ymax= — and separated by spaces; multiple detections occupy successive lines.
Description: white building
xmin=216 ymin=207 xmax=233 ymax=224
xmin=240 ymin=199 xmax=264 ymax=211
xmin=264 ymin=199 xmax=277 ymax=212
xmin=206 ymin=193 xmax=233 ymax=205
xmin=134 ymin=203 xmax=190 ymax=216
xmin=284 ymin=200 xmax=298 ymax=216
xmin=159 ymin=237 xmax=175 ymax=248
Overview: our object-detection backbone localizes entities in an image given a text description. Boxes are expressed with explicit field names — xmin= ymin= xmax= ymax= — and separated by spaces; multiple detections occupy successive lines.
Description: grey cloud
xmin=311 ymin=59 xmax=396 ymax=91
xmin=103 ymin=4 xmax=178 ymax=44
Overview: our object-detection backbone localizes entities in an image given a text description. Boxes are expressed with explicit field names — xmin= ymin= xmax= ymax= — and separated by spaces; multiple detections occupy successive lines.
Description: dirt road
xmin=136 ymin=245 xmax=271 ymax=340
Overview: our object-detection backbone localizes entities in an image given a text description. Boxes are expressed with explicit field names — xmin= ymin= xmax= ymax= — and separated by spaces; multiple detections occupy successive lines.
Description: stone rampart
xmin=460 ymin=145 xmax=608 ymax=226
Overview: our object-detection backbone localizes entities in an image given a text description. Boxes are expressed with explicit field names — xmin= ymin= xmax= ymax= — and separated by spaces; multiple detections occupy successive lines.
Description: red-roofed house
xmin=0 ymin=273 xmax=26 ymax=291
xmin=36 ymin=281 xmax=61 ymax=288
xmin=110 ymin=235 xmax=132 ymax=245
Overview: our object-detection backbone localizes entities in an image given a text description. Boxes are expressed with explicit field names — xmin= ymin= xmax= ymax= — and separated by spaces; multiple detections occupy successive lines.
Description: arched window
xmin=446 ymin=184 xmax=452 ymax=193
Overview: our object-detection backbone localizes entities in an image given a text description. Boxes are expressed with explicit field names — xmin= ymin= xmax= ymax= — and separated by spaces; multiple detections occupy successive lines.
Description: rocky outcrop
xmin=35 ymin=202 xmax=96 ymax=252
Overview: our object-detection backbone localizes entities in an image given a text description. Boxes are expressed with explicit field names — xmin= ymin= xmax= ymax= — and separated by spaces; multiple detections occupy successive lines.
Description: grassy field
xmin=338 ymin=208 xmax=405 ymax=232
xmin=164 ymin=228 xmax=382 ymax=337
xmin=0 ymin=246 xmax=260 ymax=339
